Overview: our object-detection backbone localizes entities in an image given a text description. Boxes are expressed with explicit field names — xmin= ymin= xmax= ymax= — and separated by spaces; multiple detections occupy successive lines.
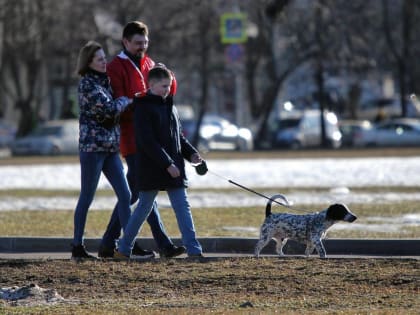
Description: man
xmin=98 ymin=21 xmax=185 ymax=258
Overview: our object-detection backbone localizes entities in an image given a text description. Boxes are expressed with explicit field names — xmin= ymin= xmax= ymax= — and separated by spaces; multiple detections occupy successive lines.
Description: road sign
xmin=220 ymin=13 xmax=247 ymax=44
xmin=225 ymin=44 xmax=245 ymax=63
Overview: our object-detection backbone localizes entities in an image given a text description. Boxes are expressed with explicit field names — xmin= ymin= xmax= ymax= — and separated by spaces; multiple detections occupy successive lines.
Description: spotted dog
xmin=254 ymin=194 xmax=357 ymax=258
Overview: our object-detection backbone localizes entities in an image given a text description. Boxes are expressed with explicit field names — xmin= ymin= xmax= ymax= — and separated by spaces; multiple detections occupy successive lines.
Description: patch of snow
xmin=1 ymin=157 xmax=420 ymax=190
xmin=0 ymin=283 xmax=65 ymax=306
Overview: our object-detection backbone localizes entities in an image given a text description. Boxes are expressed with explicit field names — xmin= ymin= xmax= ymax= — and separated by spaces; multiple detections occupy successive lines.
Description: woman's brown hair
xmin=76 ymin=40 xmax=102 ymax=76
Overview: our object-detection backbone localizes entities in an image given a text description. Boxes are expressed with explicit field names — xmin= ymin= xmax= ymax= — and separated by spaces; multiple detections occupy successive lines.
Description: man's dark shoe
xmin=98 ymin=244 xmax=115 ymax=258
xmin=71 ymin=244 xmax=97 ymax=260
xmin=187 ymin=253 xmax=204 ymax=258
xmin=132 ymin=242 xmax=155 ymax=258
xmin=161 ymin=245 xmax=186 ymax=258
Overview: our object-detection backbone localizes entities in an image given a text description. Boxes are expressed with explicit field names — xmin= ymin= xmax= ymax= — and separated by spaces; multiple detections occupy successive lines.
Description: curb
xmin=1 ymin=237 xmax=419 ymax=256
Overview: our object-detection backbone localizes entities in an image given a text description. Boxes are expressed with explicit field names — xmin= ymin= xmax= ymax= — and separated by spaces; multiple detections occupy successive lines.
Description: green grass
xmin=1 ymin=201 xmax=419 ymax=239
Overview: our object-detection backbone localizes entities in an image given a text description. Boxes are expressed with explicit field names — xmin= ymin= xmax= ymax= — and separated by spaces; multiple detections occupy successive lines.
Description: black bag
xmin=96 ymin=112 xmax=120 ymax=129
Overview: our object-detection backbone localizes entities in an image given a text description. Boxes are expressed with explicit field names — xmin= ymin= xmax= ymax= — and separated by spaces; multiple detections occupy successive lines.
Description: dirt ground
xmin=0 ymin=257 xmax=419 ymax=314
xmin=1 ymin=147 xmax=419 ymax=314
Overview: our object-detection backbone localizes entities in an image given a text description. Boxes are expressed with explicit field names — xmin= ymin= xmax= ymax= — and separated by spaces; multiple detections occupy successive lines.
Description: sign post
xmin=220 ymin=13 xmax=247 ymax=127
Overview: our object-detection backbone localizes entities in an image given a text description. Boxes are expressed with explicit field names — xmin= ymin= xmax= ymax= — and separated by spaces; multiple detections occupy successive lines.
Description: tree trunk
xmin=15 ymin=99 xmax=36 ymax=136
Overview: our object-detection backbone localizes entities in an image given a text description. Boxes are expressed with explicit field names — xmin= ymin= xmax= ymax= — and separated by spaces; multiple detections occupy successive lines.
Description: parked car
xmin=0 ymin=120 xmax=17 ymax=148
xmin=353 ymin=118 xmax=420 ymax=147
xmin=180 ymin=114 xmax=254 ymax=151
xmin=270 ymin=110 xmax=342 ymax=149
xmin=11 ymin=119 xmax=79 ymax=156
xmin=338 ymin=120 xmax=372 ymax=147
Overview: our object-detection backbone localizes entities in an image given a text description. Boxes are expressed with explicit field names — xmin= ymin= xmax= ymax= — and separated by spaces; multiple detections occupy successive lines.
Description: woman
xmin=72 ymin=41 xmax=132 ymax=260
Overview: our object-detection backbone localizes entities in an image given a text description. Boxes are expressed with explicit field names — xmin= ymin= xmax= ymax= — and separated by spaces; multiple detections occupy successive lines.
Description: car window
xmin=303 ymin=115 xmax=318 ymax=130
xmin=377 ymin=123 xmax=395 ymax=131
xmin=277 ymin=118 xmax=300 ymax=129
xmin=203 ymin=116 xmax=225 ymax=127
xmin=64 ymin=124 xmax=79 ymax=135
xmin=396 ymin=124 xmax=417 ymax=133
xmin=33 ymin=126 xmax=62 ymax=136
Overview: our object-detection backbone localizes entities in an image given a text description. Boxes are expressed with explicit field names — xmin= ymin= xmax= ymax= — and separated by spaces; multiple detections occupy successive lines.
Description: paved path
xmin=1 ymin=252 xmax=419 ymax=260
xmin=1 ymin=237 xmax=419 ymax=260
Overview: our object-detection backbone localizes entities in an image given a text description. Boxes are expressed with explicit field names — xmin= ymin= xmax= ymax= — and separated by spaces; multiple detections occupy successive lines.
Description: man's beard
xmin=136 ymin=50 xmax=145 ymax=58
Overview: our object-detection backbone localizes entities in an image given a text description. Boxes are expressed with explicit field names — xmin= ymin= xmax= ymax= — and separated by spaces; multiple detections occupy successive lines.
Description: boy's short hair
xmin=122 ymin=21 xmax=148 ymax=40
xmin=148 ymin=66 xmax=172 ymax=83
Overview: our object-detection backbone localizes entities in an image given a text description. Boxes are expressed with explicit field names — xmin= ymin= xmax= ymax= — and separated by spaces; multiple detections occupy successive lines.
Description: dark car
xmin=338 ymin=120 xmax=372 ymax=147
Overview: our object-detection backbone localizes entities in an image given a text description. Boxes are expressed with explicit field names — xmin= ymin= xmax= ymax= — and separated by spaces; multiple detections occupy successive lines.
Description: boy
xmin=115 ymin=66 xmax=203 ymax=258
xmin=100 ymin=21 xmax=183 ymax=259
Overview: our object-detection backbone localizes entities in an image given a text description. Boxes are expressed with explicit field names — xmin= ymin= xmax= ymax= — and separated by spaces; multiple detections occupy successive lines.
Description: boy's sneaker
xmin=71 ymin=244 xmax=97 ymax=260
xmin=132 ymin=243 xmax=155 ymax=258
xmin=113 ymin=250 xmax=130 ymax=260
xmin=160 ymin=245 xmax=186 ymax=258
xmin=98 ymin=244 xmax=115 ymax=258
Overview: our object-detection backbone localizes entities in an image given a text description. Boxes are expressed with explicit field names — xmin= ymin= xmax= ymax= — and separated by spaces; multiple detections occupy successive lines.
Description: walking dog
xmin=254 ymin=194 xmax=357 ymax=258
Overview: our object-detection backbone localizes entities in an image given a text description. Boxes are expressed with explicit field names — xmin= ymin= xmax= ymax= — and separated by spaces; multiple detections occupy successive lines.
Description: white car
xmin=181 ymin=114 xmax=254 ymax=152
xmin=353 ymin=118 xmax=420 ymax=147
xmin=11 ymin=120 xmax=79 ymax=156
xmin=271 ymin=110 xmax=342 ymax=149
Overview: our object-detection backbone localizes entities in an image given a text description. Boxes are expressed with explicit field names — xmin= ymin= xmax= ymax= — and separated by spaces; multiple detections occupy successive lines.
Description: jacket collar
xmin=117 ymin=51 xmax=149 ymax=61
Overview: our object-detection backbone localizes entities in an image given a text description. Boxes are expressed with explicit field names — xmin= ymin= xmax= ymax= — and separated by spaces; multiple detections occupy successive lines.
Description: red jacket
xmin=107 ymin=51 xmax=177 ymax=156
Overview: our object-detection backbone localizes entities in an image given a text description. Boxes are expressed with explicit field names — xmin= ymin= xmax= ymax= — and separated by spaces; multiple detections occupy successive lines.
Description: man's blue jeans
xmin=73 ymin=151 xmax=131 ymax=246
xmin=101 ymin=153 xmax=173 ymax=250
xmin=118 ymin=187 xmax=202 ymax=256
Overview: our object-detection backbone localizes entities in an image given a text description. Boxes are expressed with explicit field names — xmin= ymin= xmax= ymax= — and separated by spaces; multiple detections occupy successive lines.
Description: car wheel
xmin=290 ymin=140 xmax=301 ymax=150
xmin=327 ymin=139 xmax=341 ymax=149
xmin=50 ymin=146 xmax=61 ymax=155
xmin=236 ymin=138 xmax=252 ymax=151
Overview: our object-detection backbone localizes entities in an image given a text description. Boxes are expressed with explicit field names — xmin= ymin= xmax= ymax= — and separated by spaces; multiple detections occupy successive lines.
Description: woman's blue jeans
xmin=118 ymin=187 xmax=202 ymax=256
xmin=100 ymin=154 xmax=173 ymax=250
xmin=73 ymin=151 xmax=131 ymax=246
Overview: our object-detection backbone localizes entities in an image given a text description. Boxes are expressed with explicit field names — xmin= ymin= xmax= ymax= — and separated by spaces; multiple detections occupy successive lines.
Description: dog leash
xmin=194 ymin=160 xmax=309 ymax=213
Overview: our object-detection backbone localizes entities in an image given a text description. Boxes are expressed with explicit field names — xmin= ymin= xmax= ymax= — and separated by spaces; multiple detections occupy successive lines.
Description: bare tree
xmin=382 ymin=0 xmax=419 ymax=117
xmin=0 ymin=0 xmax=58 ymax=135
xmin=2 ymin=0 xmax=420 ymax=143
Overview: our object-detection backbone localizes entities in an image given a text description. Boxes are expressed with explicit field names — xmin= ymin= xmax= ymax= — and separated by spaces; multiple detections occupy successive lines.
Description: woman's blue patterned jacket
xmin=78 ymin=70 xmax=131 ymax=152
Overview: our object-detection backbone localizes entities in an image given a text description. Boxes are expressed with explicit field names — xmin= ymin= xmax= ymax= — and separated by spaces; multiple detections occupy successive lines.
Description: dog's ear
xmin=326 ymin=204 xmax=348 ymax=220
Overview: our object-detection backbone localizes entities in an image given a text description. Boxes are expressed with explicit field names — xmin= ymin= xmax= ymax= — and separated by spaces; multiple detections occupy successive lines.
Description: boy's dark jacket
xmin=133 ymin=93 xmax=197 ymax=190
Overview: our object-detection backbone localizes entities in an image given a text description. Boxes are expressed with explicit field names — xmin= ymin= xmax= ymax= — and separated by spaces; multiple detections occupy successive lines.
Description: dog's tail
xmin=265 ymin=194 xmax=289 ymax=217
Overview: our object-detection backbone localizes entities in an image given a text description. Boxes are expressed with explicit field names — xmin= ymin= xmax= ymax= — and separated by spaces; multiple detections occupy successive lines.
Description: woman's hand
xmin=167 ymin=164 xmax=180 ymax=178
